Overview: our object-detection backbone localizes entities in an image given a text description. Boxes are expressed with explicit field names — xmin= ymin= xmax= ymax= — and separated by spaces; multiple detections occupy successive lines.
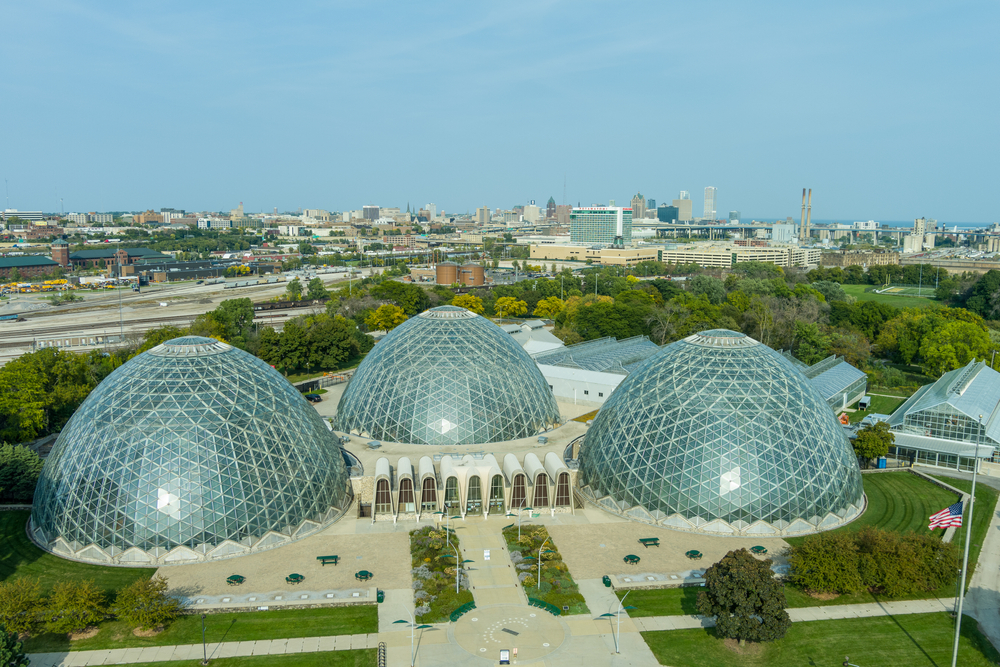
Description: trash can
xmin=377 ymin=589 xmax=385 ymax=603
xmin=602 ymin=575 xmax=611 ymax=588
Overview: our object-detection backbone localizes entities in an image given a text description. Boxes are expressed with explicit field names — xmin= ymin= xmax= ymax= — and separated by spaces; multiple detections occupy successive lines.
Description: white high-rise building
xmin=679 ymin=191 xmax=690 ymax=200
xmin=569 ymin=207 xmax=633 ymax=244
xmin=426 ymin=203 xmax=437 ymax=220
xmin=703 ymin=187 xmax=717 ymax=221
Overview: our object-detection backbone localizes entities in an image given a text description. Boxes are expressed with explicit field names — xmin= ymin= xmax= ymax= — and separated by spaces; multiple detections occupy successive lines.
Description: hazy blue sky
xmin=2 ymin=1 xmax=997 ymax=221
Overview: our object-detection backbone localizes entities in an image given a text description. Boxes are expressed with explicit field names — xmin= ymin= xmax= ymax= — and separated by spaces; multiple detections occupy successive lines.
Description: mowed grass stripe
xmin=0 ymin=510 xmax=154 ymax=595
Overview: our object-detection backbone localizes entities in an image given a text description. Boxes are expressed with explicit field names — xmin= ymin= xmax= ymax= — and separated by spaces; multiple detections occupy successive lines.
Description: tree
xmin=688 ymin=275 xmax=726 ymax=305
xmin=452 ymin=294 xmax=485 ymax=315
xmin=113 ymin=575 xmax=182 ymax=631
xmin=364 ymin=304 xmax=408 ymax=332
xmin=0 ymin=627 xmax=28 ymax=667
xmin=853 ymin=421 xmax=894 ymax=467
xmin=919 ymin=320 xmax=990 ymax=377
xmin=696 ymin=549 xmax=791 ymax=644
xmin=0 ymin=445 xmax=44 ymax=503
xmin=285 ymin=277 xmax=303 ymax=301
xmin=306 ymin=277 xmax=329 ymax=300
xmin=43 ymin=580 xmax=106 ymax=635
xmin=0 ymin=578 xmax=43 ymax=637
xmin=533 ymin=296 xmax=565 ymax=319
xmin=494 ymin=297 xmax=528 ymax=321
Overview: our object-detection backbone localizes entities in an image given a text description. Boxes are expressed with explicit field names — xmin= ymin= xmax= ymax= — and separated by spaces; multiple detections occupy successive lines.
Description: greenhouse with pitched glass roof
xmin=579 ymin=329 xmax=865 ymax=536
xmin=335 ymin=306 xmax=562 ymax=446
xmin=31 ymin=336 xmax=351 ymax=566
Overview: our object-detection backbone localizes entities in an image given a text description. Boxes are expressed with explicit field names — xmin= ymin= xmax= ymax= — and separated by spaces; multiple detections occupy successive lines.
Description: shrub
xmin=0 ymin=445 xmax=44 ymax=503
xmin=788 ymin=532 xmax=864 ymax=594
xmin=0 ymin=578 xmax=42 ymax=637
xmin=697 ymin=549 xmax=790 ymax=644
xmin=43 ymin=580 xmax=106 ymax=635
xmin=0 ymin=627 xmax=29 ymax=667
xmin=112 ymin=576 xmax=182 ymax=630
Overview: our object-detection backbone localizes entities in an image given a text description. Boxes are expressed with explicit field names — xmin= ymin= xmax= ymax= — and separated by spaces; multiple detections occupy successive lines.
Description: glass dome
xmin=579 ymin=330 xmax=864 ymax=536
xmin=335 ymin=306 xmax=561 ymax=445
xmin=31 ymin=336 xmax=351 ymax=566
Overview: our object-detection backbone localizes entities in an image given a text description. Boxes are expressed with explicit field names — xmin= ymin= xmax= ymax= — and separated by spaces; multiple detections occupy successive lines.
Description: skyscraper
xmin=570 ymin=207 xmax=633 ymax=244
xmin=703 ymin=187 xmax=717 ymax=221
xmin=647 ymin=198 xmax=656 ymax=211
xmin=729 ymin=211 xmax=740 ymax=222
xmin=546 ymin=197 xmax=556 ymax=220
xmin=679 ymin=191 xmax=690 ymax=200
xmin=631 ymin=192 xmax=646 ymax=220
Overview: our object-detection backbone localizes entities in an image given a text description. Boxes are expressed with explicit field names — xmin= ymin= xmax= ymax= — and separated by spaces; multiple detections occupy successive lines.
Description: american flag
xmin=929 ymin=501 xmax=964 ymax=529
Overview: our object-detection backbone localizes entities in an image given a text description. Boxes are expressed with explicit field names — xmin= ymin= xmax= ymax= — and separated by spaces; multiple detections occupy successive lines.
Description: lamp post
xmin=393 ymin=610 xmax=432 ymax=667
xmin=505 ymin=506 xmax=533 ymax=540
xmin=441 ymin=546 xmax=474 ymax=594
xmin=598 ymin=590 xmax=636 ymax=654
xmin=951 ymin=414 xmax=983 ymax=667
xmin=200 ymin=613 xmax=208 ymax=665
xmin=523 ymin=538 xmax=556 ymax=591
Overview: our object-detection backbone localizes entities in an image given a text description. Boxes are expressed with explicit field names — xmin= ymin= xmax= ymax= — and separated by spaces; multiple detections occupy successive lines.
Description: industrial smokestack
xmin=805 ymin=189 xmax=813 ymax=241
xmin=800 ymin=188 xmax=807 ymax=240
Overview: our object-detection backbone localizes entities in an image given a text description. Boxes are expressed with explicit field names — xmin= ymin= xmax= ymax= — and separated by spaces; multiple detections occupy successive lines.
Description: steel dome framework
xmin=335 ymin=306 xmax=562 ymax=446
xmin=579 ymin=330 xmax=864 ymax=536
xmin=31 ymin=336 xmax=351 ymax=566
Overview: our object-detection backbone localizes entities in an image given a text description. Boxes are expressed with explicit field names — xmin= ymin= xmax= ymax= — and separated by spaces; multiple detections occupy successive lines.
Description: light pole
xmin=598 ymin=591 xmax=636 ymax=654
xmin=441 ymin=546 xmax=474 ymax=594
xmin=505 ymin=506 xmax=532 ymax=540
xmin=951 ymin=414 xmax=983 ymax=667
xmin=393 ymin=609 xmax=432 ymax=667
xmin=200 ymin=613 xmax=208 ymax=665
xmin=523 ymin=538 xmax=556 ymax=591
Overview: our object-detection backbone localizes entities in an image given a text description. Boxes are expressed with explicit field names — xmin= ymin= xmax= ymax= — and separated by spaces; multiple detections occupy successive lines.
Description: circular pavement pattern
xmin=453 ymin=604 xmax=566 ymax=662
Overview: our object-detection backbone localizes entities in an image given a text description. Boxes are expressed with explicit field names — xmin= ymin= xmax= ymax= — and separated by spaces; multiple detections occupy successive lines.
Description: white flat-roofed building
xmin=570 ymin=207 xmax=632 ymax=244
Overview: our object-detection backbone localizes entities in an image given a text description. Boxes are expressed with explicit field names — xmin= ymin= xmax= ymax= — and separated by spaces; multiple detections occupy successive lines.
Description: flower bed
xmin=501 ymin=525 xmax=589 ymax=615
xmin=409 ymin=526 xmax=474 ymax=623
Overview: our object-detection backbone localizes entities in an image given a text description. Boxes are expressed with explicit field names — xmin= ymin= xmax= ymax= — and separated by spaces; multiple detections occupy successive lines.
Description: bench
xmin=317 ymin=555 xmax=340 ymax=566
xmin=639 ymin=538 xmax=660 ymax=548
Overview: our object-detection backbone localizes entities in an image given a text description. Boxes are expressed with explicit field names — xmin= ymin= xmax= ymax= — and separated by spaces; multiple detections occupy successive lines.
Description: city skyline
xmin=2 ymin=1 xmax=997 ymax=221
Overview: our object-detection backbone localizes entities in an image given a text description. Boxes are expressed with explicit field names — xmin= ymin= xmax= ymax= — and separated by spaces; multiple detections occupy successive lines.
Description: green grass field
xmin=96 ymin=651 xmax=376 ymax=667
xmin=24 ymin=605 xmax=379 ymax=653
xmin=641 ymin=613 xmax=999 ymax=667
xmin=846 ymin=394 xmax=906 ymax=422
xmin=0 ymin=510 xmax=155 ymax=596
xmin=842 ymin=284 xmax=937 ymax=308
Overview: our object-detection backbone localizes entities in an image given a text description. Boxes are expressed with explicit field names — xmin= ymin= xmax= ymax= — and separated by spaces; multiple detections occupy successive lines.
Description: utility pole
xmin=951 ymin=414 xmax=983 ymax=667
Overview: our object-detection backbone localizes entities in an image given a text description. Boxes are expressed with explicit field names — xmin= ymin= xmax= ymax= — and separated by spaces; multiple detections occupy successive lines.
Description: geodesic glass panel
xmin=579 ymin=330 xmax=863 ymax=534
xmin=335 ymin=306 xmax=561 ymax=445
xmin=31 ymin=336 xmax=350 ymax=565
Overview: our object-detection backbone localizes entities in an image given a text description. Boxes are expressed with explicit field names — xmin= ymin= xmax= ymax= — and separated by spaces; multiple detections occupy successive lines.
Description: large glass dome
xmin=31 ymin=336 xmax=351 ymax=566
xmin=335 ymin=306 xmax=561 ymax=445
xmin=579 ymin=330 xmax=864 ymax=536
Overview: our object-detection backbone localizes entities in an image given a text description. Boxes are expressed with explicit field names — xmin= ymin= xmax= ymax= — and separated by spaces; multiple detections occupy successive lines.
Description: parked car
xmin=304 ymin=393 xmax=322 ymax=403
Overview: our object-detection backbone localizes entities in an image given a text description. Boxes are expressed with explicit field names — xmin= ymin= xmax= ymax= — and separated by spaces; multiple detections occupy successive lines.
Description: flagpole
xmin=951 ymin=414 xmax=982 ymax=667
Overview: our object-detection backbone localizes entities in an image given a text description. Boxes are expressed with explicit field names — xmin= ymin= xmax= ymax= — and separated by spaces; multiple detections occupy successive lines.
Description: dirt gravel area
xmin=546 ymin=522 xmax=789 ymax=580
xmin=157 ymin=531 xmax=412 ymax=597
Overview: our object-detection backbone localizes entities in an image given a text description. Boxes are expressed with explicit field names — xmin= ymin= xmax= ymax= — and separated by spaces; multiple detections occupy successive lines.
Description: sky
xmin=1 ymin=1 xmax=998 ymax=222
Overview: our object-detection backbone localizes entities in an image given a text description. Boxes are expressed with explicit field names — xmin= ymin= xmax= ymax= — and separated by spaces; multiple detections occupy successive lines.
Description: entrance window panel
xmin=533 ymin=474 xmax=548 ymax=508
xmin=511 ymin=475 xmax=526 ymax=509
xmin=489 ymin=475 xmax=504 ymax=513
xmin=444 ymin=478 xmax=460 ymax=512
xmin=555 ymin=472 xmax=570 ymax=507
xmin=466 ymin=477 xmax=483 ymax=515
xmin=399 ymin=478 xmax=415 ymax=513
xmin=421 ymin=477 xmax=437 ymax=511
xmin=375 ymin=479 xmax=392 ymax=514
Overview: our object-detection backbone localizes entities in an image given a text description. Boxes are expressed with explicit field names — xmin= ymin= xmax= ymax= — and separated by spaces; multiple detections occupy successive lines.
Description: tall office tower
xmin=570 ymin=207 xmax=633 ymax=244
xmin=679 ymin=190 xmax=690 ymax=200
xmin=631 ymin=192 xmax=646 ymax=220
xmin=555 ymin=204 xmax=572 ymax=225
xmin=363 ymin=205 xmax=379 ymax=221
xmin=703 ymin=187 xmax=717 ymax=221
xmin=657 ymin=205 xmax=679 ymax=223
xmin=729 ymin=211 xmax=740 ymax=222
xmin=671 ymin=198 xmax=693 ymax=222
xmin=475 ymin=206 xmax=491 ymax=224
xmin=546 ymin=197 xmax=556 ymax=219
xmin=426 ymin=203 xmax=437 ymax=219
xmin=647 ymin=198 xmax=656 ymax=211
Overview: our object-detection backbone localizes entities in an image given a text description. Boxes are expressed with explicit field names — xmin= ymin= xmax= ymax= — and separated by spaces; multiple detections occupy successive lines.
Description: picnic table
xmin=750 ymin=545 xmax=768 ymax=555
xmin=639 ymin=537 xmax=660 ymax=548
xmin=355 ymin=570 xmax=373 ymax=582
xmin=226 ymin=575 xmax=245 ymax=586
xmin=286 ymin=573 xmax=305 ymax=585
xmin=685 ymin=550 xmax=703 ymax=560
xmin=623 ymin=554 xmax=640 ymax=565
xmin=316 ymin=555 xmax=339 ymax=566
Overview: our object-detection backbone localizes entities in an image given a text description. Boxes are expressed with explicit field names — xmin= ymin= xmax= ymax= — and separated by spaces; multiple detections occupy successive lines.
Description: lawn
xmin=95 ymin=650 xmax=376 ymax=667
xmin=929 ymin=474 xmax=999 ymax=588
xmin=502 ymin=525 xmax=589 ymax=615
xmin=623 ymin=473 xmax=967 ymax=617
xmin=24 ymin=605 xmax=378 ymax=653
xmin=409 ymin=525 xmax=474 ymax=623
xmin=842 ymin=284 xmax=937 ymax=308
xmin=0 ymin=510 xmax=154 ymax=596
xmin=641 ymin=613 xmax=998 ymax=667
xmin=845 ymin=394 xmax=906 ymax=422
